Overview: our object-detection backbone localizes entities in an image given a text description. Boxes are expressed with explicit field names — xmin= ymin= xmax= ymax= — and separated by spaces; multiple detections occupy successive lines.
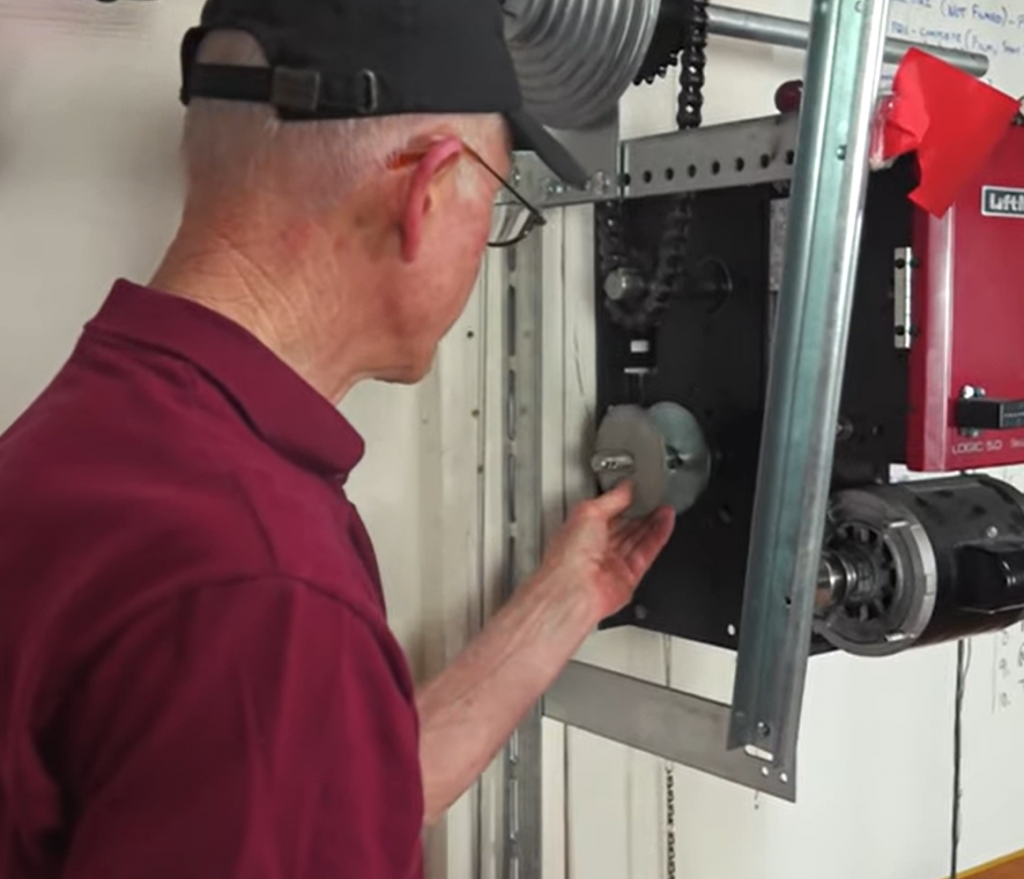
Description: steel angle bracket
xmin=544 ymin=661 xmax=795 ymax=800
xmin=728 ymin=0 xmax=892 ymax=769
xmin=502 ymin=233 xmax=547 ymax=879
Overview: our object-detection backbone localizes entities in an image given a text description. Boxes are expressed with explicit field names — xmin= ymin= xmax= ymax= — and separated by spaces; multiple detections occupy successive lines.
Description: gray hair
xmin=183 ymin=31 xmax=505 ymax=210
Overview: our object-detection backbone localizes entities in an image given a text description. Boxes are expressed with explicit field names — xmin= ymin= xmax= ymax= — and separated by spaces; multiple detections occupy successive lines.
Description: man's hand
xmin=533 ymin=481 xmax=676 ymax=622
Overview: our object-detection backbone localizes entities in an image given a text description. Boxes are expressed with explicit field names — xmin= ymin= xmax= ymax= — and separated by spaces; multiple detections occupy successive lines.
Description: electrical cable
xmin=662 ymin=633 xmax=676 ymax=879
xmin=950 ymin=637 xmax=972 ymax=879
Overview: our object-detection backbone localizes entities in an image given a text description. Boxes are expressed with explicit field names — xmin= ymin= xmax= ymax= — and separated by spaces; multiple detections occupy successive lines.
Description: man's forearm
xmin=415 ymin=573 xmax=600 ymax=824
xmin=414 ymin=483 xmax=675 ymax=825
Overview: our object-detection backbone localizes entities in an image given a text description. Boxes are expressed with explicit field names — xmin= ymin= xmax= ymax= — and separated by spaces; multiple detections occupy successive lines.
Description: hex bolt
xmin=590 ymin=171 xmax=611 ymax=194
xmin=603 ymin=268 xmax=645 ymax=303
xmin=591 ymin=451 xmax=635 ymax=474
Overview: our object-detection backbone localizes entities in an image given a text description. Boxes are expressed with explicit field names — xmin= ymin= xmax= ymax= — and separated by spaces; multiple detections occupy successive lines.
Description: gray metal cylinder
xmin=504 ymin=0 xmax=662 ymax=130
xmin=707 ymin=5 xmax=989 ymax=77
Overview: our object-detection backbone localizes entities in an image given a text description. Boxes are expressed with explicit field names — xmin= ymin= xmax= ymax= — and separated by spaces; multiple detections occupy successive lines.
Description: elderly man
xmin=0 ymin=1 xmax=674 ymax=877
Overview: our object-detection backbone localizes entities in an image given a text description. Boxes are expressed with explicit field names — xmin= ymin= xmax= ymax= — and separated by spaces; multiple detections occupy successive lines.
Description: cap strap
xmin=186 ymin=64 xmax=381 ymax=117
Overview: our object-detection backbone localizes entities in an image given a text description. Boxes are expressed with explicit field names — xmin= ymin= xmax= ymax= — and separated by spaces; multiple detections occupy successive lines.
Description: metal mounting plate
xmin=508 ymin=110 xmax=622 ymax=208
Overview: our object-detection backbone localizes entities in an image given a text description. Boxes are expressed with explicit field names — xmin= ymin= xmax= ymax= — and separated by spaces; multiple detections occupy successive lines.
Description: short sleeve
xmin=58 ymin=580 xmax=423 ymax=879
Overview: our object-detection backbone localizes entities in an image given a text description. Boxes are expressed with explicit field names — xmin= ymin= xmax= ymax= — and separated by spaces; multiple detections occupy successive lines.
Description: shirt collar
xmin=87 ymin=279 xmax=365 ymax=480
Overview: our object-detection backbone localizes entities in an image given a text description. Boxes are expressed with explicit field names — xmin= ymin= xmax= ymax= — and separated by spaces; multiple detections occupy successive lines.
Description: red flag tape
xmin=878 ymin=48 xmax=1020 ymax=216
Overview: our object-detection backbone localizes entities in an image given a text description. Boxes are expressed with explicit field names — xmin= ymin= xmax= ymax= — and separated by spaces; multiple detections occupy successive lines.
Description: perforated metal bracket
xmin=622 ymin=112 xmax=799 ymax=199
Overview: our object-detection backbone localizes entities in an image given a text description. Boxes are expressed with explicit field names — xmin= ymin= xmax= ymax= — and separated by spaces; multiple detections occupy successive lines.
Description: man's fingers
xmin=591 ymin=480 xmax=634 ymax=519
xmin=625 ymin=508 xmax=676 ymax=571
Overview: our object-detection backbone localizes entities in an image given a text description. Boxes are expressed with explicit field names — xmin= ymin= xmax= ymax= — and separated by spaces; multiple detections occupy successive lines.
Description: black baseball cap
xmin=179 ymin=0 xmax=588 ymax=188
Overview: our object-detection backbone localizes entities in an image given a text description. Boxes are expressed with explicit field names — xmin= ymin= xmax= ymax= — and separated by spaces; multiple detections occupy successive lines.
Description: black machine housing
xmin=593 ymin=133 xmax=1024 ymax=654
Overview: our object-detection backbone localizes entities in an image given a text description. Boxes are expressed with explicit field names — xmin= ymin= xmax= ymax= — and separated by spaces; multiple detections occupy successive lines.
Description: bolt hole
xmin=761 ymin=767 xmax=770 ymax=777
xmin=622 ymin=172 xmax=632 ymax=186
xmin=735 ymin=157 xmax=745 ymax=171
xmin=785 ymin=150 xmax=796 ymax=165
xmin=780 ymin=772 xmax=789 ymax=784
xmin=784 ymin=596 xmax=792 ymax=608
xmin=642 ymin=170 xmax=653 ymax=184
xmin=665 ymin=167 xmax=675 ymax=181
xmin=760 ymin=154 xmax=771 ymax=168
xmin=711 ymin=160 xmax=721 ymax=175
xmin=687 ymin=164 xmax=697 ymax=178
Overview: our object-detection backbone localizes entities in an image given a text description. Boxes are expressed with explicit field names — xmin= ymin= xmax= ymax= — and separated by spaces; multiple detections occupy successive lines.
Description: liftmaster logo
xmin=981 ymin=186 xmax=1024 ymax=218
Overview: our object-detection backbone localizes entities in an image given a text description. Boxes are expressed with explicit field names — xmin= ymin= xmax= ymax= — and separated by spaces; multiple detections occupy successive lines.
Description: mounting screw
xmin=634 ymin=605 xmax=648 ymax=621
xmin=510 ymin=166 xmax=522 ymax=187
xmin=836 ymin=144 xmax=847 ymax=160
xmin=987 ymin=525 xmax=1000 ymax=539
xmin=546 ymin=179 xmax=565 ymax=197
xmin=757 ymin=721 xmax=771 ymax=739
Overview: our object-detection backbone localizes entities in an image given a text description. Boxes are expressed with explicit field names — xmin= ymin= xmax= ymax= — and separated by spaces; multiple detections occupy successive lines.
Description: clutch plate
xmin=592 ymin=402 xmax=711 ymax=518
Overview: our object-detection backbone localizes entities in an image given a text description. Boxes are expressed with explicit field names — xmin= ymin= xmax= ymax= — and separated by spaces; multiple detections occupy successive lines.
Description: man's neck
xmin=150 ymin=227 xmax=364 ymax=404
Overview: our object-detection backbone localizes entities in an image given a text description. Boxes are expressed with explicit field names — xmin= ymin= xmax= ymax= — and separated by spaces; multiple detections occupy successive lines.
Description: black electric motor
xmin=815 ymin=475 xmax=1024 ymax=656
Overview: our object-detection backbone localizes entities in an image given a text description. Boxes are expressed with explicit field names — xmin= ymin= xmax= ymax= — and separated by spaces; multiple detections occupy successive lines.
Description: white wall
xmin=548 ymin=3 xmax=1024 ymax=879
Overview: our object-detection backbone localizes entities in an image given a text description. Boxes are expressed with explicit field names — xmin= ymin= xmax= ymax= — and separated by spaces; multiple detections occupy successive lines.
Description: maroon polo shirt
xmin=0 ymin=280 xmax=424 ymax=879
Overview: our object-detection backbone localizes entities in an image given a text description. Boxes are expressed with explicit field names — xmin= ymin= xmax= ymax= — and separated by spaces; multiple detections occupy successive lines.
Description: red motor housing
xmin=907 ymin=124 xmax=1024 ymax=471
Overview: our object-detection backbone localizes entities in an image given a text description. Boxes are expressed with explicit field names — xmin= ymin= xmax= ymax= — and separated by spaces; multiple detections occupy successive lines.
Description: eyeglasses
xmin=388 ymin=142 xmax=546 ymax=248
xmin=462 ymin=144 xmax=547 ymax=248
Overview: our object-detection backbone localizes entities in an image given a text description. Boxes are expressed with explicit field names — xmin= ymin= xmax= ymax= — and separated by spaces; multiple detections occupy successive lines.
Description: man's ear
xmin=400 ymin=137 xmax=464 ymax=263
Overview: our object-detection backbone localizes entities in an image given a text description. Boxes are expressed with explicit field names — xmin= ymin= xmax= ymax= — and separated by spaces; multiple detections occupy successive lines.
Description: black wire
xmin=951 ymin=638 xmax=972 ymax=879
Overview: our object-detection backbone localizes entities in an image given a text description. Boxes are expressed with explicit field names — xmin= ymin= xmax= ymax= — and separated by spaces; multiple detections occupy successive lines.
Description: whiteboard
xmin=888 ymin=0 xmax=1024 ymax=92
